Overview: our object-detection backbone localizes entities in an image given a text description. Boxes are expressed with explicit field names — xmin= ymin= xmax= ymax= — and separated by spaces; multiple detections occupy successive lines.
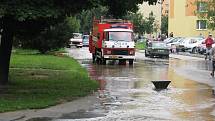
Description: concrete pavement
xmin=0 ymin=95 xmax=99 ymax=121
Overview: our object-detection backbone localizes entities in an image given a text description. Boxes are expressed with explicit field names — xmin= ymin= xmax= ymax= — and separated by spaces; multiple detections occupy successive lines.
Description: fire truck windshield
xmin=108 ymin=32 xmax=132 ymax=42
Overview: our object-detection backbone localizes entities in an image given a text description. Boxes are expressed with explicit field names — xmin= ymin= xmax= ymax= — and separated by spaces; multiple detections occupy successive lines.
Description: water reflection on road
xmin=75 ymin=58 xmax=215 ymax=121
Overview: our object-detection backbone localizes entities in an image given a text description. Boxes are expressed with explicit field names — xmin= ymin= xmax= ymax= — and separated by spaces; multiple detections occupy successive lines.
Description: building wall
xmin=162 ymin=0 xmax=169 ymax=16
xmin=168 ymin=0 xmax=215 ymax=37
xmin=138 ymin=2 xmax=161 ymax=33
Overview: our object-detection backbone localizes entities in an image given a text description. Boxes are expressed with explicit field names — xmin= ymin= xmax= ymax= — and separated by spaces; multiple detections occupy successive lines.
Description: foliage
xmin=124 ymin=11 xmax=157 ymax=35
xmin=20 ymin=16 xmax=80 ymax=53
xmin=144 ymin=12 xmax=157 ymax=34
xmin=136 ymin=42 xmax=146 ymax=50
xmin=143 ymin=0 xmax=159 ymax=5
xmin=102 ymin=0 xmax=144 ymax=18
xmin=161 ymin=15 xmax=168 ymax=35
xmin=124 ymin=12 xmax=145 ymax=34
xmin=196 ymin=0 xmax=215 ymax=30
xmin=0 ymin=50 xmax=98 ymax=112
xmin=76 ymin=6 xmax=108 ymax=34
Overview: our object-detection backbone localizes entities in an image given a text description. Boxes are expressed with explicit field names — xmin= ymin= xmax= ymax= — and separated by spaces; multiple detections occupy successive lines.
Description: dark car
xmin=145 ymin=41 xmax=170 ymax=58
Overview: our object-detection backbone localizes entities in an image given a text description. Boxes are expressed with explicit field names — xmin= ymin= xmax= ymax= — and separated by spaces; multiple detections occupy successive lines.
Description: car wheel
xmin=192 ymin=47 xmax=197 ymax=54
xmin=145 ymin=50 xmax=148 ymax=57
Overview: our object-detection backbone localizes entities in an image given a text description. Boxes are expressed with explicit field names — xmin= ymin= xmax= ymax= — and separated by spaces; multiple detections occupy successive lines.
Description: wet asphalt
xmin=52 ymin=47 xmax=215 ymax=121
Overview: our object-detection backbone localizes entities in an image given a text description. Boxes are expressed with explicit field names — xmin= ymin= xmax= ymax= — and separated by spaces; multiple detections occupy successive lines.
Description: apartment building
xmin=169 ymin=0 xmax=215 ymax=37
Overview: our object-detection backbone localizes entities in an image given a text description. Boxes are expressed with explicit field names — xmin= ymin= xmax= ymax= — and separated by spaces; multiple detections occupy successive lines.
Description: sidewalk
xmin=0 ymin=94 xmax=99 ymax=121
xmin=169 ymin=53 xmax=215 ymax=89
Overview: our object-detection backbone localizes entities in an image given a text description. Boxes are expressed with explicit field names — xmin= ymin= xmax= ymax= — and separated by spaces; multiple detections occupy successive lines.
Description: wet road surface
xmin=31 ymin=48 xmax=215 ymax=121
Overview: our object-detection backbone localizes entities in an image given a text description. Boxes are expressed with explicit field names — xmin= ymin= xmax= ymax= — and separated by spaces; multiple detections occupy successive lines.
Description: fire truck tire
xmin=129 ymin=59 xmax=134 ymax=65
xmin=102 ymin=58 xmax=106 ymax=65
xmin=92 ymin=54 xmax=95 ymax=63
xmin=96 ymin=57 xmax=100 ymax=64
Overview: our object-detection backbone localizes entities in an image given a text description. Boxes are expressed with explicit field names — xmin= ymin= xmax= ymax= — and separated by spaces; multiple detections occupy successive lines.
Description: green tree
xmin=144 ymin=12 xmax=156 ymax=34
xmin=21 ymin=16 xmax=80 ymax=53
xmin=124 ymin=12 xmax=145 ymax=35
xmin=76 ymin=6 xmax=108 ymax=34
xmin=124 ymin=12 xmax=157 ymax=35
xmin=161 ymin=15 xmax=168 ymax=35
xmin=0 ymin=0 xmax=158 ymax=85
xmin=196 ymin=0 xmax=215 ymax=30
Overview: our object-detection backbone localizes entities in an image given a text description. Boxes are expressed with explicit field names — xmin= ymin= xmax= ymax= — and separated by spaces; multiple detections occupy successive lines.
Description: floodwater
xmin=56 ymin=58 xmax=215 ymax=121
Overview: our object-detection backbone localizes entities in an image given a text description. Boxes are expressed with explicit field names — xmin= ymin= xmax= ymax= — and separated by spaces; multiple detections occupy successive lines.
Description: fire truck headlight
xmin=129 ymin=50 xmax=134 ymax=55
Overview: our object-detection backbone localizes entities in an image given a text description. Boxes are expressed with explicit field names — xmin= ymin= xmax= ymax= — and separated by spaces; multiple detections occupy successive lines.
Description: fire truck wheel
xmin=129 ymin=59 xmax=134 ymax=65
xmin=102 ymin=58 xmax=106 ymax=65
xmin=96 ymin=58 xmax=100 ymax=64
xmin=92 ymin=54 xmax=95 ymax=63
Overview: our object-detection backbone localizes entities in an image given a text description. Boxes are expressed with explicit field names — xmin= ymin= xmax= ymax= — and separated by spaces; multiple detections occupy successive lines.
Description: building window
xmin=196 ymin=20 xmax=207 ymax=30
xmin=197 ymin=2 xmax=207 ymax=12
xmin=165 ymin=10 xmax=168 ymax=14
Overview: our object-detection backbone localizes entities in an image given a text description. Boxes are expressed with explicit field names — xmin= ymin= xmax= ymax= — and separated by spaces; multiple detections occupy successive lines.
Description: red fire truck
xmin=89 ymin=18 xmax=135 ymax=65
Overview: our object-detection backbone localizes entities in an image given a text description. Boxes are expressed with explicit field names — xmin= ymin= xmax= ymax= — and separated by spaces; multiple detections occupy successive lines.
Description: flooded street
xmin=59 ymin=47 xmax=215 ymax=121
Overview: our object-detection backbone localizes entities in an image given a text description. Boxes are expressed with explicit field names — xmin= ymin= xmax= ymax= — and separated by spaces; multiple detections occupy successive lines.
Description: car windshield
xmin=108 ymin=32 xmax=132 ymax=41
xmin=152 ymin=42 xmax=167 ymax=47
xmin=83 ymin=35 xmax=89 ymax=40
xmin=73 ymin=33 xmax=82 ymax=39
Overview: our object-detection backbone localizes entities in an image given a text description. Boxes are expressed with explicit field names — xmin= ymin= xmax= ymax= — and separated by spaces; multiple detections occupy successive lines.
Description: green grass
xmin=135 ymin=42 xmax=146 ymax=50
xmin=0 ymin=49 xmax=98 ymax=112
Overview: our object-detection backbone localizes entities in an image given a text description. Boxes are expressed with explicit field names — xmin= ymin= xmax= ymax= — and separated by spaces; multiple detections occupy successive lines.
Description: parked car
xmin=82 ymin=35 xmax=89 ymax=47
xmin=177 ymin=37 xmax=203 ymax=52
xmin=186 ymin=38 xmax=205 ymax=53
xmin=166 ymin=37 xmax=184 ymax=48
xmin=69 ymin=33 xmax=83 ymax=48
xmin=145 ymin=41 xmax=170 ymax=58
xmin=163 ymin=37 xmax=175 ymax=43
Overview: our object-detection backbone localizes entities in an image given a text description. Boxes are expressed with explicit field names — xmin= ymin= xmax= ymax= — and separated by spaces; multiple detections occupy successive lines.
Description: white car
xmin=163 ymin=37 xmax=175 ymax=43
xmin=178 ymin=37 xmax=204 ymax=53
xmin=186 ymin=38 xmax=205 ymax=53
xmin=166 ymin=37 xmax=184 ymax=48
xmin=69 ymin=33 xmax=83 ymax=48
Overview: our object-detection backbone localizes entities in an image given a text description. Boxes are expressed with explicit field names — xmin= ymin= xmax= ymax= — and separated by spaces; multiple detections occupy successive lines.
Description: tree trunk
xmin=0 ymin=17 xmax=14 ymax=85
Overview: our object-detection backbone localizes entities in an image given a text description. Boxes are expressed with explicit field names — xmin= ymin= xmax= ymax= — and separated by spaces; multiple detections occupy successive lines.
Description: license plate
xmin=158 ymin=50 xmax=164 ymax=52
xmin=110 ymin=55 xmax=117 ymax=58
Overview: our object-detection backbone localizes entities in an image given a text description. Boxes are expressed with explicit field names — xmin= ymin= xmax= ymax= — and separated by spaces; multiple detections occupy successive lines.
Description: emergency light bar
xmin=111 ymin=25 xmax=128 ymax=29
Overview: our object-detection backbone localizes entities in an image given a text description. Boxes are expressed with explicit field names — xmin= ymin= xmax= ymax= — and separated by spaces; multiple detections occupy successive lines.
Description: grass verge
xmin=136 ymin=42 xmax=146 ymax=50
xmin=0 ymin=49 xmax=98 ymax=112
